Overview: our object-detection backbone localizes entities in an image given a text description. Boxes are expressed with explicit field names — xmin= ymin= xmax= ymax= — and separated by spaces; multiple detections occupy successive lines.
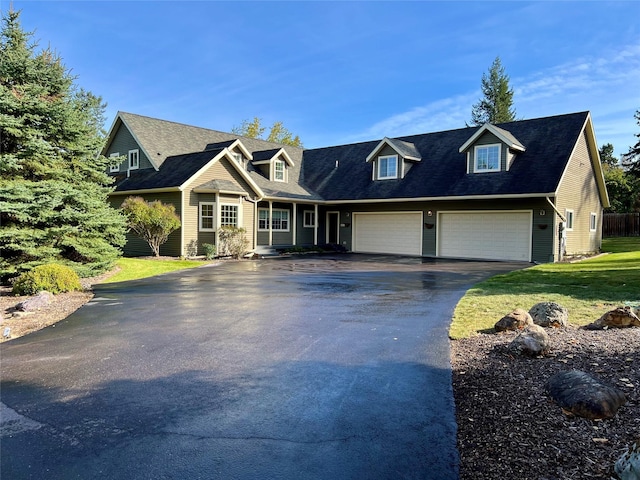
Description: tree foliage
xmin=0 ymin=10 xmax=127 ymax=279
xmin=622 ymin=109 xmax=640 ymax=177
xmin=599 ymin=143 xmax=618 ymax=167
xmin=470 ymin=56 xmax=517 ymax=126
xmin=232 ymin=117 xmax=302 ymax=147
xmin=603 ymin=164 xmax=640 ymax=212
xmin=120 ymin=196 xmax=181 ymax=257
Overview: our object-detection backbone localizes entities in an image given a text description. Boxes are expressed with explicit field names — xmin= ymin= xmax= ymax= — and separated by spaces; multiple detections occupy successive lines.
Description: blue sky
xmin=10 ymin=1 xmax=640 ymax=156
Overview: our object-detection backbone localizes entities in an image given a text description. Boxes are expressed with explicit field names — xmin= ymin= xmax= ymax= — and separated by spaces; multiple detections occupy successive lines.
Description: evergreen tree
xmin=469 ymin=56 xmax=517 ymax=126
xmin=0 ymin=10 xmax=126 ymax=279
xmin=623 ymin=109 xmax=640 ymax=177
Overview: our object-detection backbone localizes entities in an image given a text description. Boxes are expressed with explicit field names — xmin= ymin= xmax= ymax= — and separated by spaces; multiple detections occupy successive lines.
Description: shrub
xmin=12 ymin=264 xmax=82 ymax=295
xmin=218 ymin=226 xmax=249 ymax=259
xmin=202 ymin=243 xmax=217 ymax=260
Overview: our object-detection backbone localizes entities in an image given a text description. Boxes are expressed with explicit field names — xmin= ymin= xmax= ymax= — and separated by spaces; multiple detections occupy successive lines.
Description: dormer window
xmin=232 ymin=152 xmax=243 ymax=164
xmin=274 ymin=160 xmax=285 ymax=181
xmin=378 ymin=155 xmax=398 ymax=179
xmin=474 ymin=144 xmax=500 ymax=172
xmin=128 ymin=149 xmax=139 ymax=170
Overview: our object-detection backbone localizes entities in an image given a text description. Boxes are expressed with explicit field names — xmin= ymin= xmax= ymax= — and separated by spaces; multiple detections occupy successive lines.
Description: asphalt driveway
xmin=1 ymin=254 xmax=524 ymax=479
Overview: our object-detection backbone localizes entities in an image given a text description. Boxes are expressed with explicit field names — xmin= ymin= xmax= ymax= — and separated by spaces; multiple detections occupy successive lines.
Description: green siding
xmin=105 ymin=122 xmax=154 ymax=172
xmin=111 ymin=192 xmax=182 ymax=257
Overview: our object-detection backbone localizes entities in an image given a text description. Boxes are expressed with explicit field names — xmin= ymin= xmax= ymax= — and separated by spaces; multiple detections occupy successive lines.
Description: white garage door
xmin=353 ymin=212 xmax=423 ymax=256
xmin=438 ymin=211 xmax=532 ymax=261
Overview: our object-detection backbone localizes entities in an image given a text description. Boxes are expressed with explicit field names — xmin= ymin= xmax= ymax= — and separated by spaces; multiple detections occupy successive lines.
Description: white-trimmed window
xmin=474 ymin=144 xmax=501 ymax=172
xmin=377 ymin=155 xmax=398 ymax=179
xmin=258 ymin=208 xmax=290 ymax=231
xmin=232 ymin=152 xmax=243 ymax=164
xmin=220 ymin=204 xmax=238 ymax=227
xmin=109 ymin=152 xmax=120 ymax=173
xmin=199 ymin=202 xmax=215 ymax=231
xmin=303 ymin=210 xmax=315 ymax=228
xmin=128 ymin=149 xmax=140 ymax=170
xmin=274 ymin=160 xmax=285 ymax=182
xmin=565 ymin=209 xmax=574 ymax=231
xmin=590 ymin=212 xmax=597 ymax=232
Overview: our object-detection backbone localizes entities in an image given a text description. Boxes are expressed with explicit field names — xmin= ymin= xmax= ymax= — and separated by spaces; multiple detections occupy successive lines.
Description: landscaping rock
xmin=546 ymin=370 xmax=627 ymax=420
xmin=508 ymin=324 xmax=550 ymax=356
xmin=584 ymin=306 xmax=640 ymax=330
xmin=494 ymin=308 xmax=533 ymax=332
xmin=529 ymin=301 xmax=569 ymax=328
xmin=16 ymin=291 xmax=53 ymax=312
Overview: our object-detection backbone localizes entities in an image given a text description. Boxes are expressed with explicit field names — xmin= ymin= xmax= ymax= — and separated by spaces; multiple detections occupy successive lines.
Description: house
xmin=103 ymin=111 xmax=609 ymax=263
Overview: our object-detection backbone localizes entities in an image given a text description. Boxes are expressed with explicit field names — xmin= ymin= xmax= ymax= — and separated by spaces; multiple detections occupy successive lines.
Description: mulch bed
xmin=451 ymin=326 xmax=640 ymax=479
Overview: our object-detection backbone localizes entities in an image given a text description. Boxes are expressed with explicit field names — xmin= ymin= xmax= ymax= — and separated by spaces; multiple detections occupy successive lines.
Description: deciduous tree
xmin=0 ymin=10 xmax=126 ymax=279
xmin=232 ymin=117 xmax=302 ymax=147
xmin=469 ymin=56 xmax=517 ymax=126
xmin=120 ymin=197 xmax=181 ymax=257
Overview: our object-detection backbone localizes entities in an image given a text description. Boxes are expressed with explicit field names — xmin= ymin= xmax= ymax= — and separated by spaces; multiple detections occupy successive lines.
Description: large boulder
xmin=16 ymin=291 xmax=53 ymax=312
xmin=546 ymin=370 xmax=627 ymax=420
xmin=494 ymin=308 xmax=533 ymax=332
xmin=508 ymin=324 xmax=550 ymax=356
xmin=529 ymin=302 xmax=569 ymax=328
xmin=584 ymin=306 xmax=640 ymax=330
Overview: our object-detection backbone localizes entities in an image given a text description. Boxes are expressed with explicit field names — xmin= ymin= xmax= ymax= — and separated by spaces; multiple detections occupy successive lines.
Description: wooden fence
xmin=603 ymin=213 xmax=640 ymax=237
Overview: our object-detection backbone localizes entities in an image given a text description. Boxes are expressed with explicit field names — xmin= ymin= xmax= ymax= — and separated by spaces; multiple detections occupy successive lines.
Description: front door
xmin=327 ymin=211 xmax=339 ymax=244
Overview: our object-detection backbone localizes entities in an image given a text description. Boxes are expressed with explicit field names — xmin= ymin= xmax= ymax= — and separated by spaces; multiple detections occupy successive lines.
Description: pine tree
xmin=0 ymin=10 xmax=126 ymax=279
xmin=469 ymin=56 xmax=517 ymax=126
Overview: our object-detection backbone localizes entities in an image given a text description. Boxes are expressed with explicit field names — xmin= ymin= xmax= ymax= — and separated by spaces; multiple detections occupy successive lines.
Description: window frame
xmin=377 ymin=155 xmax=398 ymax=180
xmin=199 ymin=202 xmax=215 ymax=232
xmin=303 ymin=210 xmax=315 ymax=228
xmin=109 ymin=152 xmax=120 ymax=173
xmin=474 ymin=144 xmax=501 ymax=173
xmin=274 ymin=160 xmax=286 ymax=182
xmin=590 ymin=212 xmax=597 ymax=232
xmin=258 ymin=208 xmax=290 ymax=232
xmin=565 ymin=209 xmax=574 ymax=231
xmin=220 ymin=204 xmax=239 ymax=227
xmin=128 ymin=149 xmax=140 ymax=170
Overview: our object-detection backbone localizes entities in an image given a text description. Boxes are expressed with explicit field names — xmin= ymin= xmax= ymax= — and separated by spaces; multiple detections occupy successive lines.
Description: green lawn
xmin=101 ymin=258 xmax=210 ymax=284
xmin=450 ymin=237 xmax=640 ymax=339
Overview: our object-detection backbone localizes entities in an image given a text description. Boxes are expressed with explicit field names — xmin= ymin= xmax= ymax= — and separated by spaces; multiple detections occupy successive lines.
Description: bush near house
xmin=218 ymin=226 xmax=249 ymax=259
xmin=12 ymin=264 xmax=82 ymax=295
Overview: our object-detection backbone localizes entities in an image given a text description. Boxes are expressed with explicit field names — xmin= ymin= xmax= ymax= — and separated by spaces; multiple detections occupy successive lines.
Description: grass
xmin=101 ymin=257 xmax=209 ymax=284
xmin=450 ymin=237 xmax=640 ymax=339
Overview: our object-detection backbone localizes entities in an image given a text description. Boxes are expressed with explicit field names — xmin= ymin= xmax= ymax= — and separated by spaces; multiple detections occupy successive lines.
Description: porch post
xmin=214 ymin=192 xmax=220 ymax=248
xmin=314 ymin=204 xmax=319 ymax=246
xmin=268 ymin=200 xmax=273 ymax=246
xmin=292 ymin=202 xmax=297 ymax=246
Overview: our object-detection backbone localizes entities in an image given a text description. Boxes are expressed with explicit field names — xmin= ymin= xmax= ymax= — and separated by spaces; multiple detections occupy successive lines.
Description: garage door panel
xmin=438 ymin=212 xmax=531 ymax=261
xmin=353 ymin=213 xmax=422 ymax=256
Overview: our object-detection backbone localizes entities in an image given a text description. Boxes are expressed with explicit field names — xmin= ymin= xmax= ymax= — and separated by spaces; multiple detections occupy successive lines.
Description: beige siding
xmin=555 ymin=130 xmax=604 ymax=257
xmin=183 ymin=157 xmax=257 ymax=256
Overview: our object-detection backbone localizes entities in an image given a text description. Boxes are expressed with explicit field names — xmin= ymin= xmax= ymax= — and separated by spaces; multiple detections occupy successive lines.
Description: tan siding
xmin=555 ymin=130 xmax=603 ymax=256
xmin=182 ymin=157 xmax=258 ymax=255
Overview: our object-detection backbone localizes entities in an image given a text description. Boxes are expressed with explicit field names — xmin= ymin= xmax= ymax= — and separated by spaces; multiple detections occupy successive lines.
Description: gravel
xmin=451 ymin=326 xmax=640 ymax=480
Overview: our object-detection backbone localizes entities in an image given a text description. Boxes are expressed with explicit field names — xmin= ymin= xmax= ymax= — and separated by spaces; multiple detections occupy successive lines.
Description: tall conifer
xmin=0 ymin=10 xmax=126 ymax=278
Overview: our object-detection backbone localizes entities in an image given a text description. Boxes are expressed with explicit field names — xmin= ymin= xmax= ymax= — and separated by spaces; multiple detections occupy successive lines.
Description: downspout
xmin=215 ymin=192 xmax=220 ymax=249
xmin=546 ymin=196 xmax=566 ymax=261
xmin=546 ymin=196 xmax=565 ymax=222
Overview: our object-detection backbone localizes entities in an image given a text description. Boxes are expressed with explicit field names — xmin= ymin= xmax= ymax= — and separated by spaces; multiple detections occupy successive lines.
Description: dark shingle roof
xmin=386 ymin=138 xmax=421 ymax=160
xmin=194 ymin=179 xmax=248 ymax=194
xmin=302 ymin=112 xmax=589 ymax=200
xmin=114 ymin=150 xmax=223 ymax=192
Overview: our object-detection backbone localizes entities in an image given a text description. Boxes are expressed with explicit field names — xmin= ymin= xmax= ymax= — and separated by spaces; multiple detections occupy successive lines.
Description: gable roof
xmin=365 ymin=137 xmax=422 ymax=162
xmin=302 ymin=111 xmax=595 ymax=201
xmin=252 ymin=148 xmax=295 ymax=167
xmin=458 ymin=123 xmax=526 ymax=153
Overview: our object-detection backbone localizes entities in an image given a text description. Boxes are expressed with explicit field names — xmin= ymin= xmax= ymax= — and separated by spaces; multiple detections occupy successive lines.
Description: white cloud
xmin=349 ymin=42 xmax=640 ymax=155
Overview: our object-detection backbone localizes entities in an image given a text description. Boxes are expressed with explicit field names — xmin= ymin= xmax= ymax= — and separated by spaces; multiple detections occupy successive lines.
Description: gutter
xmin=546 ymin=196 xmax=566 ymax=222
